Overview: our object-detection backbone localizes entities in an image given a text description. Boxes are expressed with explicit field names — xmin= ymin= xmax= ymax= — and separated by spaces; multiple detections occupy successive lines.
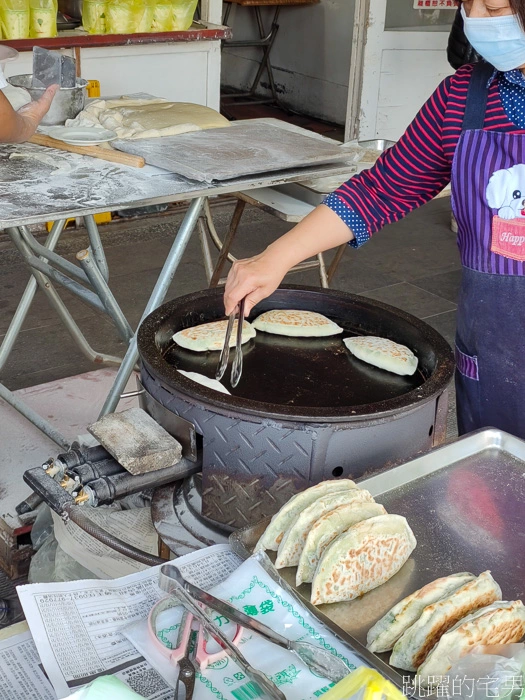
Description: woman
xmin=0 ymin=63 xmax=57 ymax=142
xmin=224 ymin=0 xmax=525 ymax=439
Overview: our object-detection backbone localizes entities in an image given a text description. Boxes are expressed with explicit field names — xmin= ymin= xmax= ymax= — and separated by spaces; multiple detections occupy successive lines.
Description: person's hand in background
xmin=0 ymin=84 xmax=58 ymax=143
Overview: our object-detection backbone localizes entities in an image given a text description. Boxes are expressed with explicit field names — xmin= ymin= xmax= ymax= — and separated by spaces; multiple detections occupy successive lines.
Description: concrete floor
xmin=0 ymin=194 xmax=459 ymax=426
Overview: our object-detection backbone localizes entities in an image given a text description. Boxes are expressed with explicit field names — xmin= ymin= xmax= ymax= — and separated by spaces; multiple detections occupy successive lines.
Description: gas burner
xmin=152 ymin=475 xmax=231 ymax=557
xmin=140 ymin=286 xmax=455 ymax=530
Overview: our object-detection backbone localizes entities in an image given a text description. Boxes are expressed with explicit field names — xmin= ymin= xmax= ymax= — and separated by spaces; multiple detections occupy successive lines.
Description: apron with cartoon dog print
xmin=452 ymin=61 xmax=525 ymax=437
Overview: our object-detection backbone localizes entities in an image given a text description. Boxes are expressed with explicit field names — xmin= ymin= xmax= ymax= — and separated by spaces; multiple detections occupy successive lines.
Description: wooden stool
xmin=199 ymin=189 xmax=347 ymax=288
xmin=222 ymin=0 xmax=319 ymax=107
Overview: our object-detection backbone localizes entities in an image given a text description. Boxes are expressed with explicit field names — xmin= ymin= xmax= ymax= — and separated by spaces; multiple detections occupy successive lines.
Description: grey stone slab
xmin=329 ymin=257 xmax=406 ymax=294
xmin=103 ymin=236 xmax=174 ymax=277
xmin=0 ymin=314 xmax=124 ymax=386
xmin=425 ymin=310 xmax=457 ymax=348
xmin=411 ymin=269 xmax=462 ymax=304
xmin=362 ymin=283 xmax=456 ymax=320
xmin=0 ymin=267 xmax=96 ymax=335
xmin=89 ymin=407 xmax=182 ymax=474
xmin=109 ymin=263 xmax=209 ymax=328
xmin=32 ymin=47 xmax=62 ymax=88
xmin=4 ymin=359 xmax=98 ymax=391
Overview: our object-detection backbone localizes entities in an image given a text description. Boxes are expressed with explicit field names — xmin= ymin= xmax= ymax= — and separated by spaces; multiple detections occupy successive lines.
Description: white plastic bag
xmin=443 ymin=644 xmax=525 ymax=700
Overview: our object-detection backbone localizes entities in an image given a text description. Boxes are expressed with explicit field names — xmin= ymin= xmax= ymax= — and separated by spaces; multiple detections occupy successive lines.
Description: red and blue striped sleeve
xmin=324 ymin=72 xmax=455 ymax=246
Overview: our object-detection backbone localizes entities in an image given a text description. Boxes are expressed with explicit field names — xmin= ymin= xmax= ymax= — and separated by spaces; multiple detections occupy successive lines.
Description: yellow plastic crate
xmin=46 ymin=211 xmax=112 ymax=232
xmin=87 ymin=80 xmax=101 ymax=98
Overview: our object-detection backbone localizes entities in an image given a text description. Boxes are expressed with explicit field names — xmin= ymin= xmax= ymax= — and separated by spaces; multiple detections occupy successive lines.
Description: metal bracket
xmin=138 ymin=381 xmax=198 ymax=462
xmin=23 ymin=467 xmax=75 ymax=515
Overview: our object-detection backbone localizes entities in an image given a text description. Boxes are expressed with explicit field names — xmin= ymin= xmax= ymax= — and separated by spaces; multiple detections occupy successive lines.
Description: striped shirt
xmin=324 ymin=64 xmax=525 ymax=246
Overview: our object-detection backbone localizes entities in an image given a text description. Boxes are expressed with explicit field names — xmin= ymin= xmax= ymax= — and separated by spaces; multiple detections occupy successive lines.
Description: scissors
xmin=148 ymin=596 xmax=243 ymax=699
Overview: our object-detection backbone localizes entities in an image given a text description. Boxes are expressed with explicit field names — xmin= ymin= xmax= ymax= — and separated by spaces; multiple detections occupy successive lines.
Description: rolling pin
xmin=28 ymin=133 xmax=146 ymax=168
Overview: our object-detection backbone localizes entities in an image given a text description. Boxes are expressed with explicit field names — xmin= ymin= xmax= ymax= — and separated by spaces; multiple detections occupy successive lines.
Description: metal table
xmin=0 ymin=132 xmax=355 ymax=448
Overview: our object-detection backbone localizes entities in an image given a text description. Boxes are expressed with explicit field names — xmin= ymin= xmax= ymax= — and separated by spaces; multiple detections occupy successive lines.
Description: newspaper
xmin=52 ymin=507 xmax=159 ymax=579
xmin=125 ymin=553 xmax=367 ymax=700
xmin=0 ymin=627 xmax=57 ymax=700
xmin=18 ymin=545 xmax=242 ymax=699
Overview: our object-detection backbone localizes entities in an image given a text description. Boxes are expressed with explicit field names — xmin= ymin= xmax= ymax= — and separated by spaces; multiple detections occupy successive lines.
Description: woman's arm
xmin=224 ymin=71 xmax=457 ymax=316
xmin=224 ymin=205 xmax=353 ymax=315
xmin=0 ymin=85 xmax=58 ymax=143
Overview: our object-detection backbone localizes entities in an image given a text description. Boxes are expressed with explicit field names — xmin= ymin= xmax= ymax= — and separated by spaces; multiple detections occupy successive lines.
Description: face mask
xmin=461 ymin=4 xmax=525 ymax=72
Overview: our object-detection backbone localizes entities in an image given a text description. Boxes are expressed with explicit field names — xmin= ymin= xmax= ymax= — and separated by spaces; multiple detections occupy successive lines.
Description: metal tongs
xmin=216 ymin=298 xmax=245 ymax=388
xmin=161 ymin=564 xmax=351 ymax=687
xmin=160 ymin=564 xmax=285 ymax=700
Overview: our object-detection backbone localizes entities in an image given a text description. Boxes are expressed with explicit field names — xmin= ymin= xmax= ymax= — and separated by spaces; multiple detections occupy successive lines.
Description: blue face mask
xmin=461 ymin=5 xmax=525 ymax=72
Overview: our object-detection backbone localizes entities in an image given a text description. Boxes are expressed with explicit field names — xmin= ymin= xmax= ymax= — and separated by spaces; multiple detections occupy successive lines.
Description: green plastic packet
xmin=322 ymin=668 xmax=406 ymax=700
xmin=106 ymin=0 xmax=144 ymax=34
xmin=172 ymin=0 xmax=198 ymax=31
xmin=136 ymin=0 xmax=154 ymax=32
xmin=69 ymin=676 xmax=145 ymax=699
xmin=82 ymin=0 xmax=108 ymax=34
xmin=151 ymin=0 xmax=172 ymax=31
xmin=0 ymin=0 xmax=30 ymax=40
xmin=29 ymin=0 xmax=57 ymax=38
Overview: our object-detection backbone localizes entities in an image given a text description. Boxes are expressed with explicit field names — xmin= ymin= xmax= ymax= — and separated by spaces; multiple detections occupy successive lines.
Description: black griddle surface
xmin=138 ymin=286 xmax=455 ymax=420
xmin=164 ymin=327 xmax=425 ymax=409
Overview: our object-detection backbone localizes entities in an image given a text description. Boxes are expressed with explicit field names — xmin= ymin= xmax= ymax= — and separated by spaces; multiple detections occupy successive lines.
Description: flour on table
xmin=9 ymin=152 xmax=74 ymax=174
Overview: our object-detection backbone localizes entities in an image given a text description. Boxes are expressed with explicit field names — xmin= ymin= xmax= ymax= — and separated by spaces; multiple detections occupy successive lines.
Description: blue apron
xmin=452 ymin=62 xmax=525 ymax=437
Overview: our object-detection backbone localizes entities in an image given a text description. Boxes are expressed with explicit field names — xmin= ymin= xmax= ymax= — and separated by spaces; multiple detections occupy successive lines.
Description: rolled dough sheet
xmin=66 ymin=97 xmax=230 ymax=140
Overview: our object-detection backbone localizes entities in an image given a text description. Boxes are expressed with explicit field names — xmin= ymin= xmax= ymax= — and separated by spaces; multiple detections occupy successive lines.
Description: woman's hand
xmin=224 ymin=249 xmax=290 ymax=316
xmin=223 ymin=204 xmax=355 ymax=316
xmin=14 ymin=85 xmax=59 ymax=142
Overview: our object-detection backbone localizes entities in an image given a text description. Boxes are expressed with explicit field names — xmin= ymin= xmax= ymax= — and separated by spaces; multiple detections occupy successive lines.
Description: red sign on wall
xmin=413 ymin=0 xmax=456 ymax=8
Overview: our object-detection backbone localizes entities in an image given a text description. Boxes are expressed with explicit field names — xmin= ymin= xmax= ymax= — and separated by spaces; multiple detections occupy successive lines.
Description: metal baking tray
xmin=113 ymin=121 xmax=350 ymax=184
xmin=230 ymin=429 xmax=525 ymax=687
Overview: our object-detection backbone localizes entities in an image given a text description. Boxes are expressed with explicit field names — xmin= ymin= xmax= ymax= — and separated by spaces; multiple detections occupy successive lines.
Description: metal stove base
xmin=152 ymin=475 xmax=231 ymax=557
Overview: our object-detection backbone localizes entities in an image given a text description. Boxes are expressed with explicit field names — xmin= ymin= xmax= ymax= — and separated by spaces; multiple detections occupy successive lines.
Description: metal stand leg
xmin=16 ymin=226 xmax=133 ymax=345
xmin=223 ymin=0 xmax=233 ymax=25
xmin=77 ymin=249 xmax=134 ymax=343
xmin=0 ymin=220 xmax=66 ymax=373
xmin=18 ymin=225 xmax=89 ymax=286
xmin=0 ymin=220 xmax=124 ymax=449
xmin=84 ymin=215 xmax=109 ymax=282
xmin=198 ymin=216 xmax=215 ymax=284
xmin=317 ymin=253 xmax=329 ymax=288
xmin=6 ymin=227 xmax=122 ymax=366
xmin=0 ymin=382 xmax=69 ymax=450
xmin=210 ymin=199 xmax=246 ymax=287
xmin=99 ymin=197 xmax=206 ymax=417
xmin=203 ymin=197 xmax=329 ymax=288
xmin=0 ymin=214 xmax=135 ymax=446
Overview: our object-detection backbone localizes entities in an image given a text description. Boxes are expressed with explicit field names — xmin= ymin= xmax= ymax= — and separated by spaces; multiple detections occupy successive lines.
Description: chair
xmin=198 ymin=189 xmax=347 ymax=288
xmin=222 ymin=0 xmax=320 ymax=107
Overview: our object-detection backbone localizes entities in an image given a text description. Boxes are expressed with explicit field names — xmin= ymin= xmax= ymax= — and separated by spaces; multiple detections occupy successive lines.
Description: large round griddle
xmin=138 ymin=286 xmax=454 ymax=422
